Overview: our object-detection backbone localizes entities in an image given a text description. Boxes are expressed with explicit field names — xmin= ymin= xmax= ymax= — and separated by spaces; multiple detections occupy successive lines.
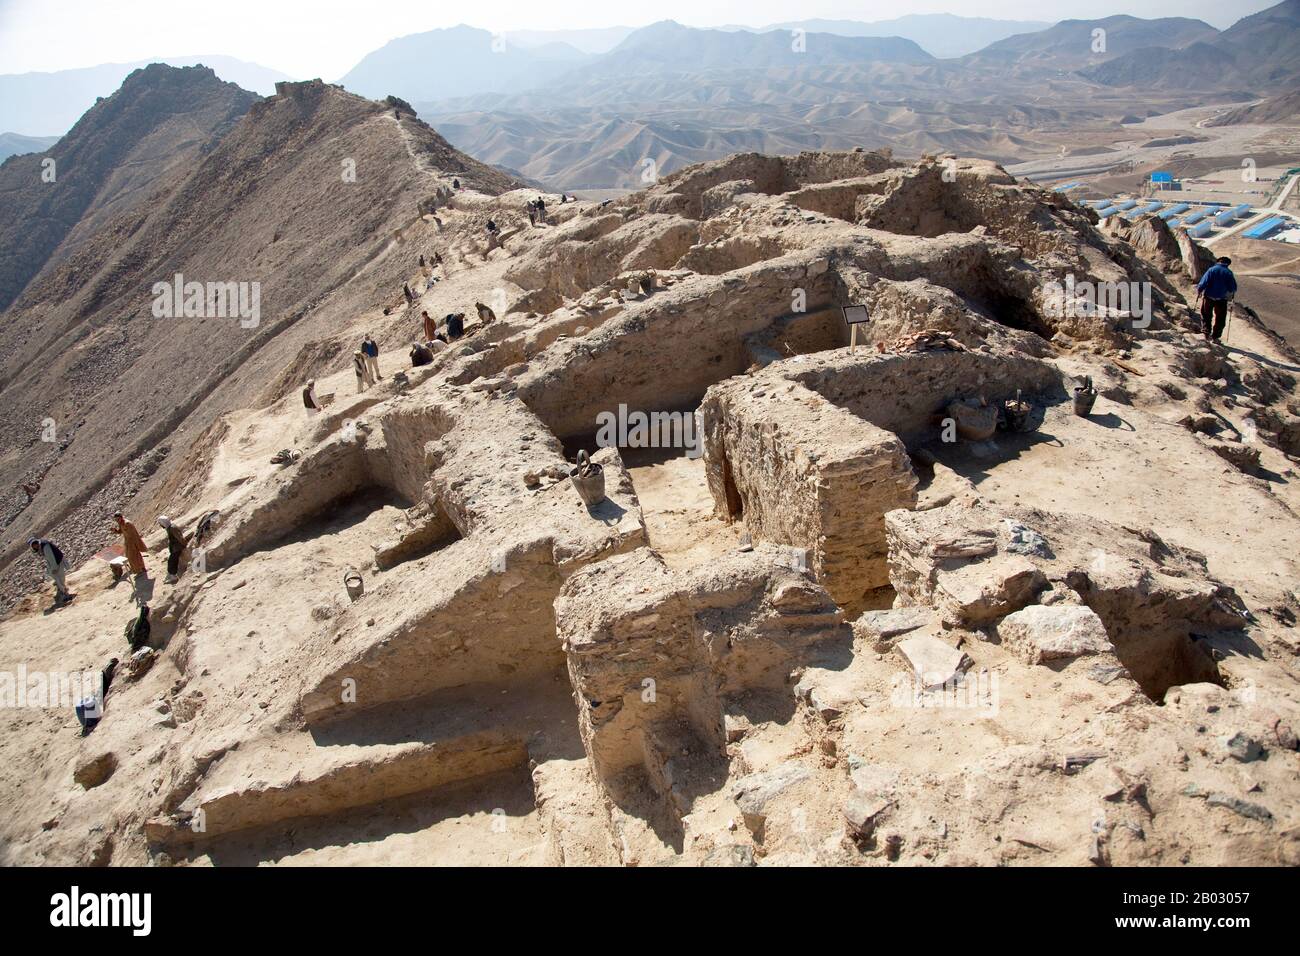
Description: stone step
xmin=149 ymin=679 xmax=577 ymax=846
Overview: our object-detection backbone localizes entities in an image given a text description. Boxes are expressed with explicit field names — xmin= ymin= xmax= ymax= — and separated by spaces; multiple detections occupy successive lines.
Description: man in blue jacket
xmin=1196 ymin=257 xmax=1237 ymax=343
xmin=361 ymin=333 xmax=382 ymax=381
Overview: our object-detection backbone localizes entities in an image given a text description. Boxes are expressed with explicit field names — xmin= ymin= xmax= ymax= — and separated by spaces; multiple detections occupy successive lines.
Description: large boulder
xmin=997 ymin=604 xmax=1114 ymax=665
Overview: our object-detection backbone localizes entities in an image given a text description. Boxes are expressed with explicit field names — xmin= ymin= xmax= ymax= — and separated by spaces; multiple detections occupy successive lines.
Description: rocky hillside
xmin=1205 ymin=90 xmax=1300 ymax=126
xmin=0 ymin=75 xmax=520 ymax=606
xmin=1082 ymin=0 xmax=1300 ymax=90
xmin=0 ymin=64 xmax=257 ymax=313
xmin=964 ymin=14 xmax=1217 ymax=70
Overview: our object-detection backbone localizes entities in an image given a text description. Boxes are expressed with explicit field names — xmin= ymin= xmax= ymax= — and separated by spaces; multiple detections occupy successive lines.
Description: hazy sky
xmin=0 ymin=0 xmax=1279 ymax=79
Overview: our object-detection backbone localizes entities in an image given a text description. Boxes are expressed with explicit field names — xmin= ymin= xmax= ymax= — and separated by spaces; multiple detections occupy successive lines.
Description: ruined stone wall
xmin=700 ymin=380 xmax=917 ymax=605
xmin=786 ymin=178 xmax=893 ymax=223
xmin=787 ymin=349 xmax=1064 ymax=444
xmin=504 ymin=214 xmax=699 ymax=301
xmin=784 ymin=150 xmax=898 ymax=186
xmin=676 ymin=234 xmax=786 ymax=275
xmin=556 ymin=547 xmax=850 ymax=788
xmin=516 ymin=252 xmax=837 ymax=440
xmin=745 ymin=306 xmax=848 ymax=363
xmin=299 ymin=536 xmax=566 ymax=724
xmin=558 ymin=550 xmax=715 ymax=779
xmin=374 ymin=401 xmax=455 ymax=503
xmin=205 ymin=435 xmax=369 ymax=569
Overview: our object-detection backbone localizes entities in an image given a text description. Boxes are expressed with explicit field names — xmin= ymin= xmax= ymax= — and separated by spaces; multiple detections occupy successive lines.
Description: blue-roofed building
xmin=1151 ymin=171 xmax=1174 ymax=189
xmin=1243 ymin=216 xmax=1285 ymax=240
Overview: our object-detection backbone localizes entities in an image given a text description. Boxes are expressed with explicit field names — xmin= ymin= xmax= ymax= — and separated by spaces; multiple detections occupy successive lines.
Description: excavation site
xmin=1 ymin=78 xmax=1298 ymax=875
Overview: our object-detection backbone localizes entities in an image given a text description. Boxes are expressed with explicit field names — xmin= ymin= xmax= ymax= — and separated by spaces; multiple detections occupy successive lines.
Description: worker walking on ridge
xmin=484 ymin=219 xmax=502 ymax=257
xmin=303 ymin=379 xmax=321 ymax=416
xmin=353 ymin=350 xmax=372 ymax=392
xmin=157 ymin=516 xmax=190 ymax=584
xmin=29 ymin=537 xmax=72 ymax=606
xmin=1196 ymin=256 xmax=1237 ymax=344
xmin=422 ymin=309 xmax=438 ymax=342
xmin=362 ymin=333 xmax=382 ymax=381
xmin=113 ymin=513 xmax=148 ymax=577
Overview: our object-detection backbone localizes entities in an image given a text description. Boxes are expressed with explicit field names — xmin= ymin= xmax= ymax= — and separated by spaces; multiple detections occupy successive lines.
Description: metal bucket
xmin=569 ymin=450 xmax=606 ymax=507
xmin=1002 ymin=390 xmax=1033 ymax=433
xmin=344 ymin=570 xmax=364 ymax=602
xmin=1073 ymin=377 xmax=1098 ymax=417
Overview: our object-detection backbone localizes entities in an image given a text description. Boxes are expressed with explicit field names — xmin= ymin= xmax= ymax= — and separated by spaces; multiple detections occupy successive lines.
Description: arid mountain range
xmin=8 ymin=8 xmax=1299 ymax=190
xmin=414 ymin=6 xmax=1300 ymax=189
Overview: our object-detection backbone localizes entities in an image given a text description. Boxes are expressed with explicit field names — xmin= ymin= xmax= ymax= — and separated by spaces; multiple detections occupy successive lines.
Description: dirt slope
xmin=0 ymin=64 xmax=257 ymax=313
xmin=0 ymin=77 xmax=520 ymax=609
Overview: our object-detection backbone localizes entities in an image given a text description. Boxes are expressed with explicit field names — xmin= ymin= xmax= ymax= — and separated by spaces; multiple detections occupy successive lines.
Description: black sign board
xmin=842 ymin=304 xmax=870 ymax=325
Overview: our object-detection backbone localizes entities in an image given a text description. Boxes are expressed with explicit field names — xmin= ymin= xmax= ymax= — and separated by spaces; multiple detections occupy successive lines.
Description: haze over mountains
xmin=1081 ymin=0 xmax=1300 ymax=89
xmin=963 ymin=14 xmax=1218 ymax=69
xmin=0 ymin=133 xmax=58 ymax=162
xmin=0 ymin=55 xmax=291 ymax=136
xmin=730 ymin=15 xmax=1052 ymax=59
xmin=411 ymin=6 xmax=1300 ymax=189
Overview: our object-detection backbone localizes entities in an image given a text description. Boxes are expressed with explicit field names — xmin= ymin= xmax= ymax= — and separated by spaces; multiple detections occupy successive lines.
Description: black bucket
xmin=1073 ymin=377 xmax=1098 ymax=417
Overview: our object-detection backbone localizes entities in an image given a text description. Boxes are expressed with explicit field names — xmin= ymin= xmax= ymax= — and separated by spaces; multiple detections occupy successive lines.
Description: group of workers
xmin=29 ymin=511 xmax=201 ymax=608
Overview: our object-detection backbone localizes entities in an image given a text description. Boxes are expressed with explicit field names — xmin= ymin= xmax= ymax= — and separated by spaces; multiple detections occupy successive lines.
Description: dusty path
xmin=623 ymin=447 xmax=744 ymax=571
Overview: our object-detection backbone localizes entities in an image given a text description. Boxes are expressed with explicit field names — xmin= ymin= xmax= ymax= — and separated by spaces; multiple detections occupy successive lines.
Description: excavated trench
xmin=964 ymin=286 xmax=1054 ymax=340
xmin=746 ymin=306 xmax=849 ymax=362
xmin=197 ymin=765 xmax=545 ymax=866
xmin=1070 ymin=587 xmax=1226 ymax=702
